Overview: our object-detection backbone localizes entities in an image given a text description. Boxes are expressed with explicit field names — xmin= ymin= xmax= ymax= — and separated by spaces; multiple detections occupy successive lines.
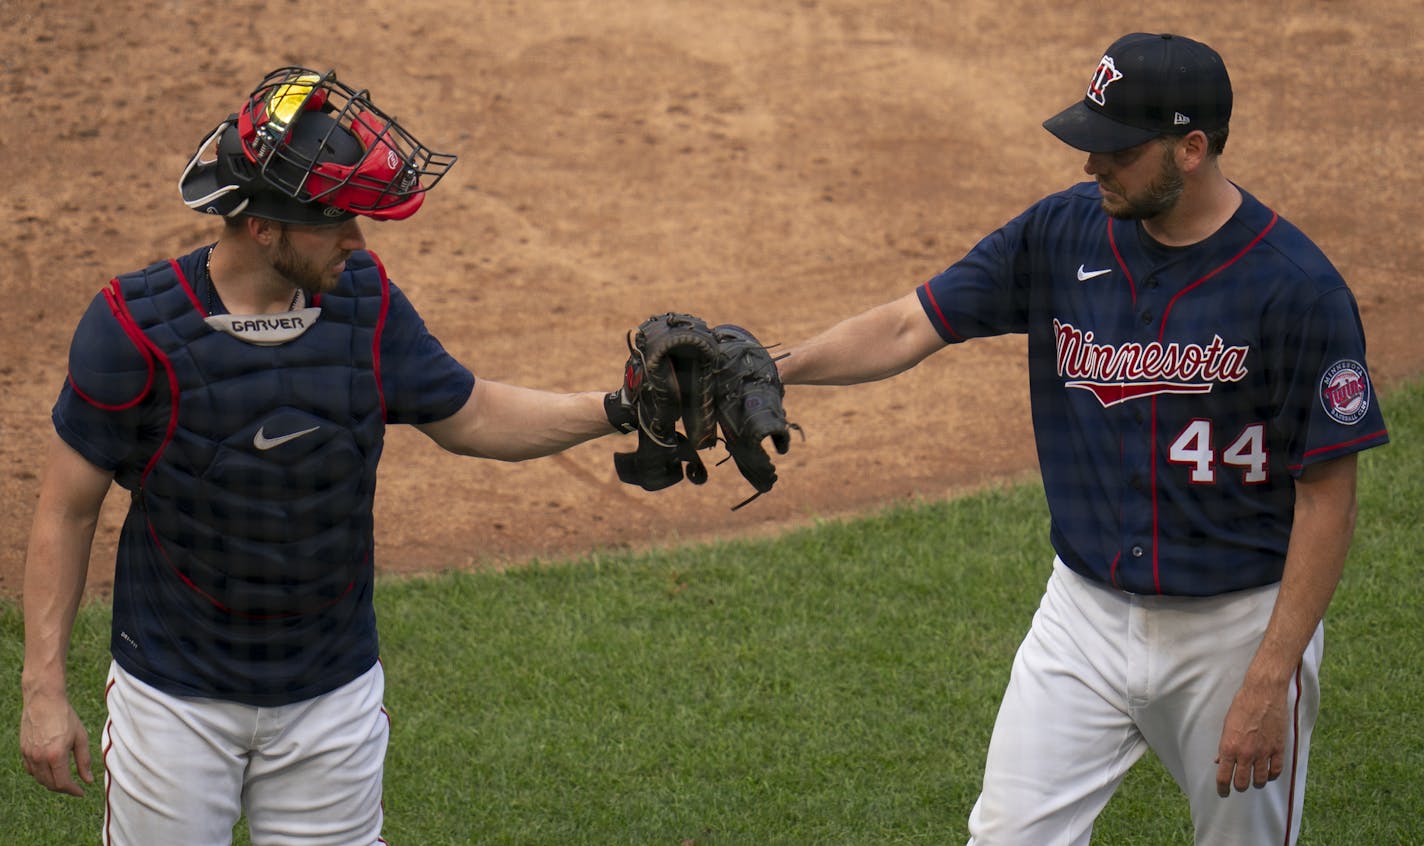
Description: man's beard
xmin=1100 ymin=148 xmax=1185 ymax=221
xmin=273 ymin=232 xmax=344 ymax=294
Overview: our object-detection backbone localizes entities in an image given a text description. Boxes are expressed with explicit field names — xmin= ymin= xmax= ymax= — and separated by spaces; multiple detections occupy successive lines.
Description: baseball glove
xmin=710 ymin=324 xmax=798 ymax=509
xmin=609 ymin=312 xmax=722 ymax=491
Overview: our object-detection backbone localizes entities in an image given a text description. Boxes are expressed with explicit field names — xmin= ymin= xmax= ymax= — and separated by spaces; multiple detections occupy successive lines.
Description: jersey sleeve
xmin=916 ymin=204 xmax=1036 ymax=343
xmin=1268 ymin=285 xmax=1389 ymax=475
xmin=378 ymin=283 xmax=476 ymax=425
xmin=51 ymin=290 xmax=156 ymax=474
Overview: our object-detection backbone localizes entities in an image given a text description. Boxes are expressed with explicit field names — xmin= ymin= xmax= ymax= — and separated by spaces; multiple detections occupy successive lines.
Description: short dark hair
xmin=1162 ymin=124 xmax=1229 ymax=157
xmin=1204 ymin=125 xmax=1229 ymax=156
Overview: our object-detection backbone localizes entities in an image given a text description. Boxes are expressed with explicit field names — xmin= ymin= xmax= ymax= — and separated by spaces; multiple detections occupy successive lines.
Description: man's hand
xmin=20 ymin=694 xmax=93 ymax=797
xmin=1214 ymin=455 xmax=1357 ymax=799
xmin=1214 ymin=679 xmax=1288 ymax=797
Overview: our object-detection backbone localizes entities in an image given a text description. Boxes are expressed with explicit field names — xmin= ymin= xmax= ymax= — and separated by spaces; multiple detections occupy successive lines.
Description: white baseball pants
xmin=967 ymin=558 xmax=1321 ymax=846
xmin=102 ymin=660 xmax=389 ymax=846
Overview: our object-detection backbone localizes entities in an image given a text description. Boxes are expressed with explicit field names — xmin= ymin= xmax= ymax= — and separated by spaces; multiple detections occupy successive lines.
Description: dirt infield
xmin=2 ymin=1 xmax=1419 ymax=599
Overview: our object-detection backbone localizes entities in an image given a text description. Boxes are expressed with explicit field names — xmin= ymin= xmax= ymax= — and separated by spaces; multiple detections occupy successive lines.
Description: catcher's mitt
xmin=609 ymin=312 xmax=722 ymax=491
xmin=711 ymin=324 xmax=798 ymax=509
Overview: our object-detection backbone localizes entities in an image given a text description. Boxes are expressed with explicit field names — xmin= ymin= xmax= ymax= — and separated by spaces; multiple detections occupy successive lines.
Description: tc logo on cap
xmin=1086 ymin=56 xmax=1124 ymax=106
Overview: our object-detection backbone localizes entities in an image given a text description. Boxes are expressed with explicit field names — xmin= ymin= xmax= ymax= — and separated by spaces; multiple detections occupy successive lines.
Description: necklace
xmin=205 ymin=244 xmax=218 ymax=314
xmin=205 ymin=244 xmax=303 ymax=314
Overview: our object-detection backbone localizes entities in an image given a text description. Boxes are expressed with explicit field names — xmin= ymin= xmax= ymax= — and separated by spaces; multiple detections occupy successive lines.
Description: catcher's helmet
xmin=180 ymin=68 xmax=456 ymax=224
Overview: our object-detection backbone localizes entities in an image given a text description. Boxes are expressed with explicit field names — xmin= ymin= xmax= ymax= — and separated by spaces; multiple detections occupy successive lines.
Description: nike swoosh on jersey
xmin=253 ymin=425 xmax=320 ymax=450
xmin=1076 ymin=265 xmax=1113 ymax=281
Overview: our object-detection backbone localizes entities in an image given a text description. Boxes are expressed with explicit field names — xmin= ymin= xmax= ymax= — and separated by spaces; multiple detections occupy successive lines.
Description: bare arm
xmin=417 ymin=378 xmax=618 ymax=461
xmin=776 ymin=291 xmax=946 ymax=386
xmin=1215 ymin=453 xmax=1358 ymax=797
xmin=20 ymin=434 xmax=112 ymax=796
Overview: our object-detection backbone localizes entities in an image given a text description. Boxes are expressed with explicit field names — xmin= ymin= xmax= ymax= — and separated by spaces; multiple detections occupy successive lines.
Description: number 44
xmin=1168 ymin=420 xmax=1269 ymax=484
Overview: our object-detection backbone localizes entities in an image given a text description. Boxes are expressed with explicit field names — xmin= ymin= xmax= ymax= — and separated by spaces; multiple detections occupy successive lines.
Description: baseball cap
xmin=1043 ymin=33 xmax=1232 ymax=153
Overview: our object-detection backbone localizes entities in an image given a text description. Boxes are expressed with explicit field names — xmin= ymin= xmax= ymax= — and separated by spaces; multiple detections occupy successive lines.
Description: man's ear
xmin=1177 ymin=130 xmax=1211 ymax=173
xmin=245 ymin=216 xmax=281 ymax=245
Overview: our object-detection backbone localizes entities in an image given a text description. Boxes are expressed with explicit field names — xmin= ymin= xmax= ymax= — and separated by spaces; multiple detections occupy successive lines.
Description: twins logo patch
xmin=1087 ymin=55 xmax=1124 ymax=106
xmin=1319 ymin=360 xmax=1370 ymax=425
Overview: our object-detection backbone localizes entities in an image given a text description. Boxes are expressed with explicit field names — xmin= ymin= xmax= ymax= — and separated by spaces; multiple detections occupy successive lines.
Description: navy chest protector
xmin=99 ymin=252 xmax=389 ymax=619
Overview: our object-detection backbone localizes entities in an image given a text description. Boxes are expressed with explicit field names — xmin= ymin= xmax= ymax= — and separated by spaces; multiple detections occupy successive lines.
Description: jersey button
xmin=1145 ymin=277 xmax=1159 ymax=289
xmin=1131 ymin=545 xmax=1145 ymax=558
xmin=1140 ymin=310 xmax=1154 ymax=324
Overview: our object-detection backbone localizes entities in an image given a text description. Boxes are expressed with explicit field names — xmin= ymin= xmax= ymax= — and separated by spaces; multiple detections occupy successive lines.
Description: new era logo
xmin=1173 ymin=112 xmax=1191 ymax=126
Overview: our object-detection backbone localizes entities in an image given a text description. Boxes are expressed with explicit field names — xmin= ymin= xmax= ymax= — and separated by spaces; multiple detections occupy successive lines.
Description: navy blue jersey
xmin=53 ymin=246 xmax=474 ymax=705
xmin=918 ymin=182 xmax=1388 ymax=596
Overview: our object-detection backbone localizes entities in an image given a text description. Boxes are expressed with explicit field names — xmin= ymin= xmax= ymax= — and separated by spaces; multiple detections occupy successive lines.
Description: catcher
xmin=18 ymin=66 xmax=788 ymax=846
xmin=606 ymin=312 xmax=798 ymax=509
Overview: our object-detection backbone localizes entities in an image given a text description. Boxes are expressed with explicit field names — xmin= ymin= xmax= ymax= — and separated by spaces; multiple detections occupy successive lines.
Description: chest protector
xmin=109 ymin=251 xmax=388 ymax=619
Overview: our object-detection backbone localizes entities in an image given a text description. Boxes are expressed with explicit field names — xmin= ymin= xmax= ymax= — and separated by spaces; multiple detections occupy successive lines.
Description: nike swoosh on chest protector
xmin=254 ymin=426 xmax=321 ymax=450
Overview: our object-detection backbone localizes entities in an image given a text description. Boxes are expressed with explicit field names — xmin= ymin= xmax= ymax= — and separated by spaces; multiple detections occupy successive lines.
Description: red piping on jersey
xmin=1282 ymin=663 xmax=1303 ymax=846
xmin=1149 ymin=396 xmax=1163 ymax=592
xmin=104 ymin=280 xmax=182 ymax=484
xmin=1111 ymin=433 xmax=1126 ymax=588
xmin=1159 ymin=213 xmax=1279 ymax=344
xmin=147 ymin=518 xmax=360 ymax=619
xmin=918 ymin=281 xmax=963 ymax=341
xmin=369 ymin=251 xmax=392 ymax=420
xmin=68 ymin=284 xmax=158 ymax=412
xmin=1291 ymin=428 xmax=1389 ymax=470
xmin=171 ymin=258 xmax=206 ymax=315
xmin=1106 ymin=221 xmax=1138 ymax=304
xmin=1146 ymin=211 xmax=1280 ymax=593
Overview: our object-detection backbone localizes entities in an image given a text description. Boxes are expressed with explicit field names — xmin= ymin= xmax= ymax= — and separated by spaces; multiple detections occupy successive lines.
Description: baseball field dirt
xmin=2 ymin=0 xmax=1419 ymax=599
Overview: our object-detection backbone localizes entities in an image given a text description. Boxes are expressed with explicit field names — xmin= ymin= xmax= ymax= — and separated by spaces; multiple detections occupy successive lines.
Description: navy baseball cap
xmin=1043 ymin=33 xmax=1232 ymax=153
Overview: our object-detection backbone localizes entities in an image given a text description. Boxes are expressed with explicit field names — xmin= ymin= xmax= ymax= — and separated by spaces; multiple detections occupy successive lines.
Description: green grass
xmin=3 ymin=378 xmax=1420 ymax=845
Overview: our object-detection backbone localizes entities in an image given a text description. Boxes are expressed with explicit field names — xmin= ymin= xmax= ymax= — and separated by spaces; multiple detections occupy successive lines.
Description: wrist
xmin=604 ymin=390 xmax=636 ymax=434
xmin=1243 ymin=648 xmax=1298 ymax=692
xmin=21 ymin=667 xmax=67 ymax=701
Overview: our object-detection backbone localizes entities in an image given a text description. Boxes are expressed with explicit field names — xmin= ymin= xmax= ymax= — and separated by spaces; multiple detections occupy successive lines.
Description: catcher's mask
xmin=179 ymin=67 xmax=457 ymax=224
